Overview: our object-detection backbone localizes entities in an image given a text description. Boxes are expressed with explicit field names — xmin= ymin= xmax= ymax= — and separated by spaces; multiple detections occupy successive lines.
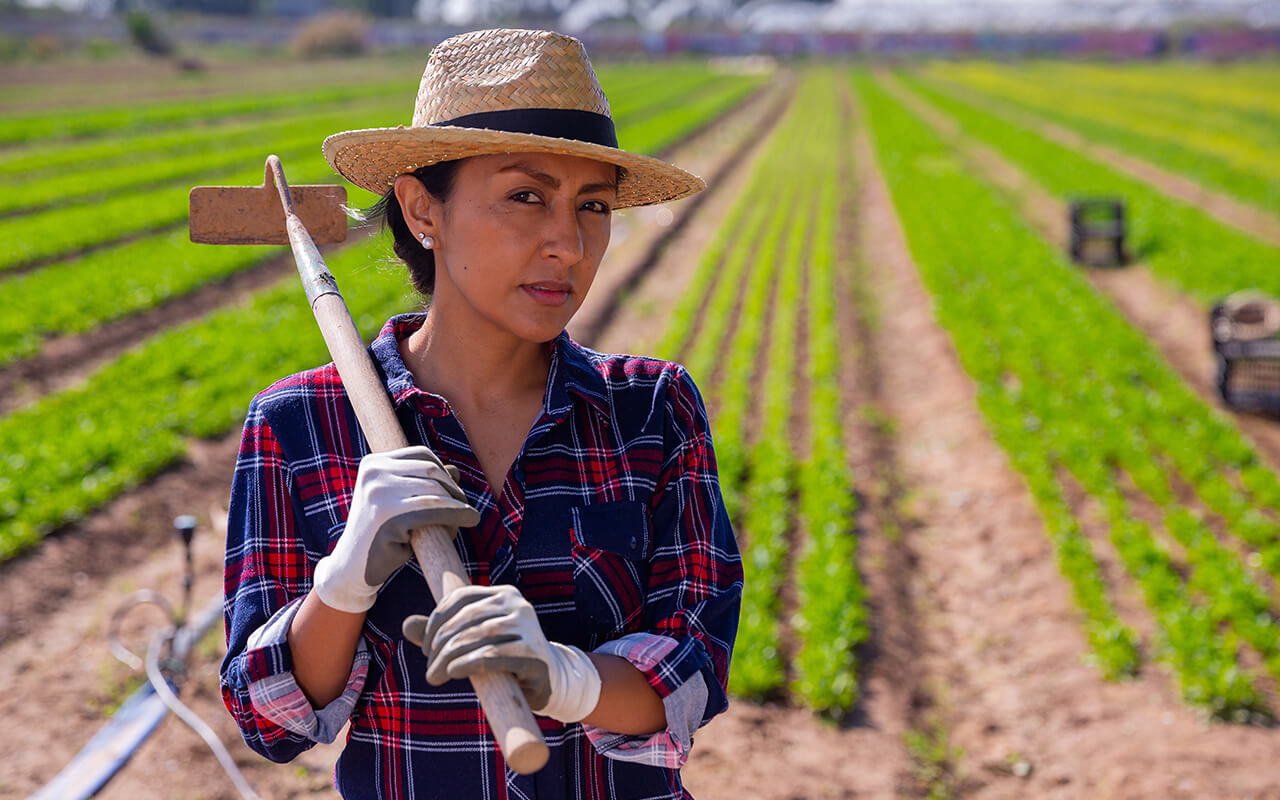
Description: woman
xmin=220 ymin=27 xmax=742 ymax=800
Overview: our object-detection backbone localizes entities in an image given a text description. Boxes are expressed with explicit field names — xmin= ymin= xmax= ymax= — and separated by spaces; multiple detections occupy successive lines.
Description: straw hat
xmin=322 ymin=28 xmax=706 ymax=209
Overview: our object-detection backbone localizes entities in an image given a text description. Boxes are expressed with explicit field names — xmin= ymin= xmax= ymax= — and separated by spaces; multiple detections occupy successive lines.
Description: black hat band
xmin=433 ymin=108 xmax=618 ymax=149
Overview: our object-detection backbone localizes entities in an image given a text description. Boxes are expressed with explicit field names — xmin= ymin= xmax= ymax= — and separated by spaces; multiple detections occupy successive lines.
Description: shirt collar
xmin=369 ymin=313 xmax=611 ymax=422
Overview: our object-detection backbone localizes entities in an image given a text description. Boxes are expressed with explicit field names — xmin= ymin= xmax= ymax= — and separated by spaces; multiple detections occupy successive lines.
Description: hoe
xmin=188 ymin=155 xmax=550 ymax=775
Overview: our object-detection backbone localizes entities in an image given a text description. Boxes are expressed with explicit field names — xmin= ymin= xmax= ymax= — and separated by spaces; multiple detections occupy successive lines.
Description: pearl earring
xmin=418 ymin=232 xmax=434 ymax=249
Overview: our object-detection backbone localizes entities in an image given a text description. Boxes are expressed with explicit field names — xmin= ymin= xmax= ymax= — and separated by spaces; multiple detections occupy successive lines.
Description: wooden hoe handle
xmin=275 ymin=157 xmax=550 ymax=775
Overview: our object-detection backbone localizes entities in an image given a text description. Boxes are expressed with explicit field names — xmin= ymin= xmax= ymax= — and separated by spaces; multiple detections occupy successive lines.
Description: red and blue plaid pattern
xmin=221 ymin=313 xmax=743 ymax=799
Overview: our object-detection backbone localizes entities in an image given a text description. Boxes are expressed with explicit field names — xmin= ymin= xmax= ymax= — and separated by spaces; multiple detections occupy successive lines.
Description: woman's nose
xmin=540 ymin=201 xmax=585 ymax=265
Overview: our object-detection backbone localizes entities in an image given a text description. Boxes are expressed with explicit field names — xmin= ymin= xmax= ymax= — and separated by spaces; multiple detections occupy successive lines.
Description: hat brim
xmin=322 ymin=126 xmax=706 ymax=209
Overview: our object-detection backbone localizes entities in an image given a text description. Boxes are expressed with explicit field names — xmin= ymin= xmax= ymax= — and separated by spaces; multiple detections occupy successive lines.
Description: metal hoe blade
xmin=189 ymin=160 xmax=348 ymax=245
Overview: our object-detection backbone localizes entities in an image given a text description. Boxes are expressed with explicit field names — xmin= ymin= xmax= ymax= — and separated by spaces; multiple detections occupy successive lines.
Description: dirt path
xmin=863 ymin=72 xmax=1280 ymax=800
xmin=569 ymin=76 xmax=789 ymax=349
xmin=0 ymin=75 xmax=800 ymax=800
xmin=914 ymin=73 xmax=1280 ymax=250
xmin=660 ymin=78 xmax=914 ymax=800
xmin=876 ymin=72 xmax=1280 ymax=480
xmin=1 ymin=80 xmax=778 ymax=421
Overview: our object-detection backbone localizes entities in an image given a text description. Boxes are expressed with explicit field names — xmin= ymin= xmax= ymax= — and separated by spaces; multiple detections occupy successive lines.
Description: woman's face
xmin=398 ymin=151 xmax=617 ymax=345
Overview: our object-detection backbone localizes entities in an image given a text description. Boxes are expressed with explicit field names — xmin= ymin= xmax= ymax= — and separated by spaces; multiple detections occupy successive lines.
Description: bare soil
xmin=881 ymin=72 xmax=1280 ymax=481
xmin=9 ymin=66 xmax=1280 ymax=800
xmin=866 ymin=73 xmax=1280 ymax=799
xmin=570 ymin=76 xmax=791 ymax=350
xmin=3 ymin=79 xmax=783 ymax=419
xmin=918 ymin=74 xmax=1280 ymax=249
xmin=0 ymin=75 xmax=815 ymax=800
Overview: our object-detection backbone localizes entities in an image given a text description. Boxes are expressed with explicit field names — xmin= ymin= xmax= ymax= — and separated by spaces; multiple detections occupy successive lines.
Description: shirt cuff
xmin=581 ymin=632 xmax=709 ymax=769
xmin=244 ymin=596 xmax=370 ymax=743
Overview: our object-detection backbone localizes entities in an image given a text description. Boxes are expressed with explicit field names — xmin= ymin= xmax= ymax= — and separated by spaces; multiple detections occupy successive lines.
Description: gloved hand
xmin=313 ymin=445 xmax=481 ymax=613
xmin=402 ymin=584 xmax=602 ymax=723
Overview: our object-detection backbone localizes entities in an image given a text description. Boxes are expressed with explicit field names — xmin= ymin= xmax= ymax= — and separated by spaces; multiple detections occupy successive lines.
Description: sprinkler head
xmin=174 ymin=514 xmax=197 ymax=545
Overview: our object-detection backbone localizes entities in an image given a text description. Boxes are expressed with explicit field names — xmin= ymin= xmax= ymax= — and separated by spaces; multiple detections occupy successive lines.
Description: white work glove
xmin=312 ymin=445 xmax=480 ymax=614
xmin=402 ymin=584 xmax=602 ymax=723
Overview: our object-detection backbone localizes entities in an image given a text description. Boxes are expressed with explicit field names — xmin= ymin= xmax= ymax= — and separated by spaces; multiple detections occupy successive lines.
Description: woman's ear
xmin=393 ymin=174 xmax=438 ymax=241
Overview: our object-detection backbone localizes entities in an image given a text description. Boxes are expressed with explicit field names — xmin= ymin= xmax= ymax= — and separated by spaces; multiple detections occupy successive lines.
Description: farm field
xmin=2 ymin=54 xmax=1280 ymax=800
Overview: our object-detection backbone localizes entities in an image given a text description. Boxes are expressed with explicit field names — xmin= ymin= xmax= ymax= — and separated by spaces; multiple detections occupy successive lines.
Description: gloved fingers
xmin=402 ymin=614 xmax=430 ymax=648
xmin=421 ymin=585 xmax=510 ymax=656
xmin=428 ymin=606 xmax=527 ymax=664
xmin=426 ymin=605 xmax=526 ymax=668
xmin=386 ymin=498 xmax=482 ymax=533
xmin=426 ymin=632 xmax=522 ymax=685
xmin=375 ymin=462 xmax=469 ymax=503
xmin=382 ymin=444 xmax=448 ymax=470
xmin=406 ymin=603 xmax=521 ymax=667
xmin=356 ymin=448 xmax=440 ymax=484
xmin=443 ymin=646 xmax=540 ymax=681
xmin=362 ymin=447 xmax=468 ymax=501
xmin=426 ymin=585 xmax=522 ymax=641
xmin=407 ymin=466 xmax=469 ymax=503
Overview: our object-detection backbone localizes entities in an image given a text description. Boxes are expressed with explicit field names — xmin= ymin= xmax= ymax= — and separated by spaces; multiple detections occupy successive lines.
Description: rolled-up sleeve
xmin=582 ymin=366 xmax=743 ymax=767
xmin=220 ymin=394 xmax=364 ymax=762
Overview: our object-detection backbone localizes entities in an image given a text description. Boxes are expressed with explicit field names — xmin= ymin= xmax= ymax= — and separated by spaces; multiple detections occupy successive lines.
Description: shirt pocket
xmin=568 ymin=500 xmax=651 ymax=639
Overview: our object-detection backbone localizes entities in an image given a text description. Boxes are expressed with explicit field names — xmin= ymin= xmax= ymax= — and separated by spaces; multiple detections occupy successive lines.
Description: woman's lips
xmin=522 ymin=284 xmax=571 ymax=306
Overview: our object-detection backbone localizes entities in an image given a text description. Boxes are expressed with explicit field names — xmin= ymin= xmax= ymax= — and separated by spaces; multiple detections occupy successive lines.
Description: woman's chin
xmin=503 ymin=313 xmax=573 ymax=344
xmin=508 ymin=298 xmax=581 ymax=340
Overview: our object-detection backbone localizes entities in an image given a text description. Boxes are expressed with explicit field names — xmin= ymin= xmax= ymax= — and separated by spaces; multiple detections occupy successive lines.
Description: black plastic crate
xmin=1069 ymin=197 xmax=1126 ymax=267
xmin=1212 ymin=292 xmax=1280 ymax=416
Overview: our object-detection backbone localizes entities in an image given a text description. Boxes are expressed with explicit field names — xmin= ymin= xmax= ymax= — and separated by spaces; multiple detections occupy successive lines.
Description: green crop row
xmin=2 ymin=98 xmax=405 ymax=215
xmin=997 ymin=61 xmax=1280 ymax=133
xmin=0 ymin=62 xmax=712 ymax=178
xmin=731 ymin=135 xmax=811 ymax=700
xmin=4 ymin=73 xmax=738 ymax=218
xmin=2 ymin=70 xmax=758 ymax=275
xmin=790 ymin=81 xmax=867 ymax=716
xmin=701 ymin=114 xmax=806 ymax=699
xmin=0 ymin=71 xmax=763 ymax=558
xmin=604 ymin=68 xmax=726 ymax=125
xmin=650 ymin=83 xmax=792 ymax=365
xmin=0 ymin=56 xmax=425 ymax=115
xmin=0 ymin=76 xmax=757 ymax=368
xmin=651 ymin=70 xmax=870 ymax=707
xmin=0 ymin=232 xmax=412 ymax=560
xmin=0 ymin=109 xmax=363 ymax=180
xmin=0 ymin=80 xmax=415 ymax=146
xmin=0 ymin=140 xmax=324 ymax=274
xmin=957 ymin=61 xmax=1280 ymax=156
xmin=707 ymin=163 xmax=797 ymax=533
xmin=919 ymin=63 xmax=1280 ymax=215
xmin=0 ymin=183 xmax=378 ymax=370
xmin=898 ymin=71 xmax=1280 ymax=305
xmin=856 ymin=71 xmax=1280 ymax=718
xmin=620 ymin=76 xmax=762 ymax=156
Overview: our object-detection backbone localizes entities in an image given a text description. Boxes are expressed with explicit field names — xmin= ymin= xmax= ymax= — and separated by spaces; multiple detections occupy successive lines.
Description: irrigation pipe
xmin=30 ymin=593 xmax=243 ymax=800
xmin=144 ymin=626 xmax=262 ymax=800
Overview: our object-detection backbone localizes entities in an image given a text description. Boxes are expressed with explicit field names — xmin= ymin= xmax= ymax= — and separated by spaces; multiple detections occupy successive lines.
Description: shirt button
xmin=628 ymin=536 xmax=638 ymax=551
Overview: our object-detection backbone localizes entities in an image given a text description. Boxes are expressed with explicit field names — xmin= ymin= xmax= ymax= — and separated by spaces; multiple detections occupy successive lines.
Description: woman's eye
xmin=511 ymin=191 xmax=541 ymax=204
xmin=583 ymin=200 xmax=611 ymax=214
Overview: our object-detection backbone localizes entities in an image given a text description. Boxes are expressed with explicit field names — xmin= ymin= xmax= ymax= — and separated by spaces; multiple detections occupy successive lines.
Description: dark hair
xmin=361 ymin=159 xmax=464 ymax=296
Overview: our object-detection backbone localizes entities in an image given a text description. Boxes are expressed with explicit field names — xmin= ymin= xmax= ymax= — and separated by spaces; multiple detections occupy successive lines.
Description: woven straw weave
xmin=322 ymin=28 xmax=704 ymax=209
xmin=414 ymin=28 xmax=610 ymax=125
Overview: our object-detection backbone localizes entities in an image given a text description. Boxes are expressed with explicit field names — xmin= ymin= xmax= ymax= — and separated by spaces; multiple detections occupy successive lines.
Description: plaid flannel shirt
xmin=221 ymin=313 xmax=743 ymax=800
